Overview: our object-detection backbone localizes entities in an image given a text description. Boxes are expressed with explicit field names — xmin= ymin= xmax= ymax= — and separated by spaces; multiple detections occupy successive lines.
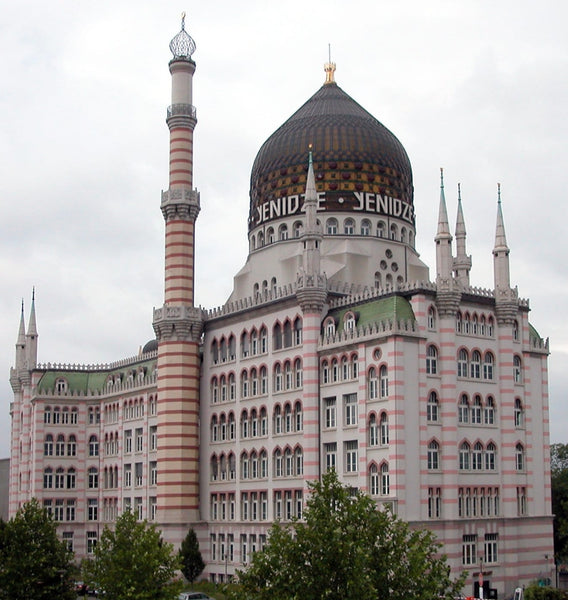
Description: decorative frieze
xmin=153 ymin=304 xmax=204 ymax=342
xmin=160 ymin=188 xmax=200 ymax=222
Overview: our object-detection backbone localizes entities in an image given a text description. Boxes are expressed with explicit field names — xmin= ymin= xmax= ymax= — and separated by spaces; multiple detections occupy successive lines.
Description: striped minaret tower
xmin=152 ymin=15 xmax=203 ymax=530
xmin=296 ymin=147 xmax=327 ymax=485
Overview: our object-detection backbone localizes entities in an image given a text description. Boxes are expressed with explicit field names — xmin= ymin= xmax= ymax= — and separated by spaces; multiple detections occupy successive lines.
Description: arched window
xmin=241 ymin=452 xmax=249 ymax=480
xmin=344 ymin=313 xmax=356 ymax=332
xmin=250 ymin=451 xmax=258 ymax=478
xmin=293 ymin=221 xmax=303 ymax=238
xmin=369 ymin=414 xmax=378 ymax=446
xmin=380 ymin=413 xmax=389 ymax=446
xmin=67 ymin=434 xmax=77 ymax=457
xmin=513 ymin=355 xmax=522 ymax=383
xmin=228 ymin=453 xmax=236 ymax=480
xmin=322 ymin=360 xmax=329 ymax=384
xmin=331 ymin=358 xmax=339 ymax=383
xmin=369 ymin=464 xmax=379 ymax=495
xmin=283 ymin=321 xmax=293 ymax=348
xmin=55 ymin=434 xmax=65 ymax=457
xmin=284 ymin=361 xmax=292 ymax=390
xmin=400 ymin=227 xmax=407 ymax=243
xmin=240 ymin=411 xmax=249 ymax=439
xmin=428 ymin=306 xmax=436 ymax=330
xmin=220 ymin=414 xmax=227 ymax=441
xmin=487 ymin=317 xmax=494 ymax=337
xmin=428 ymin=441 xmax=440 ymax=470
xmin=361 ymin=219 xmax=371 ymax=235
xmin=472 ymin=315 xmax=478 ymax=335
xmin=344 ymin=218 xmax=355 ymax=234
xmin=472 ymin=442 xmax=483 ymax=470
xmin=250 ymin=368 xmax=258 ymax=396
xmin=260 ymin=326 xmax=268 ymax=353
xmin=472 ymin=395 xmax=483 ymax=424
xmin=375 ymin=271 xmax=382 ymax=289
xmin=427 ymin=391 xmax=439 ymax=422
xmin=228 ymin=412 xmax=235 ymax=440
xmin=515 ymin=443 xmax=525 ymax=471
xmin=260 ymin=450 xmax=268 ymax=478
xmin=463 ymin=313 xmax=471 ymax=334
xmin=459 ymin=442 xmax=471 ymax=470
xmin=513 ymin=320 xmax=519 ymax=341
xmin=514 ymin=398 xmax=524 ymax=428
xmin=294 ymin=359 xmax=303 ymax=388
xmin=470 ymin=351 xmax=481 ymax=379
xmin=484 ymin=396 xmax=495 ymax=425
xmin=273 ymin=323 xmax=282 ymax=350
xmin=43 ymin=467 xmax=53 ymax=489
xmin=456 ymin=312 xmax=462 ymax=333
xmin=341 ymin=356 xmax=349 ymax=380
xmin=211 ymin=416 xmax=218 ymax=442
xmin=260 ymin=367 xmax=268 ymax=395
xmin=220 ymin=375 xmax=227 ymax=402
xmin=279 ymin=224 xmax=288 ymax=240
xmin=483 ymin=352 xmax=494 ymax=380
xmin=295 ymin=401 xmax=303 ymax=431
xmin=480 ymin=315 xmax=486 ymax=336
xmin=324 ymin=318 xmax=335 ymax=337
xmin=351 ymin=354 xmax=358 ymax=379
xmin=241 ymin=371 xmax=249 ymax=398
xmin=380 ymin=463 xmax=390 ymax=495
xmin=274 ymin=449 xmax=283 ymax=478
xmin=229 ymin=373 xmax=236 ymax=400
xmin=261 ymin=407 xmax=268 ymax=435
xmin=284 ymin=404 xmax=293 ymax=433
xmin=426 ymin=345 xmax=438 ymax=375
xmin=457 ymin=349 xmax=468 ymax=377
xmin=293 ymin=318 xmax=302 ymax=345
xmin=66 ymin=467 xmax=76 ymax=490
xmin=274 ymin=406 xmax=282 ymax=434
xmin=326 ymin=218 xmax=338 ymax=234
xmin=390 ymin=223 xmax=398 ymax=240
xmin=379 ymin=365 xmax=389 ymax=398
xmin=485 ymin=443 xmax=496 ymax=470
xmin=295 ymin=447 xmax=304 ymax=476
xmin=274 ymin=364 xmax=282 ymax=392
xmin=458 ymin=395 xmax=469 ymax=424
xmin=377 ymin=221 xmax=386 ymax=238
xmin=211 ymin=377 xmax=219 ymax=403
xmin=44 ymin=434 xmax=53 ymax=456
xmin=88 ymin=466 xmax=99 ymax=489
xmin=368 ymin=367 xmax=378 ymax=399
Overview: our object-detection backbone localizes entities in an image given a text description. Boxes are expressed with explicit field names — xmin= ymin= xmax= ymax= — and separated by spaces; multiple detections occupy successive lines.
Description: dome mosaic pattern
xmin=249 ymin=82 xmax=413 ymax=232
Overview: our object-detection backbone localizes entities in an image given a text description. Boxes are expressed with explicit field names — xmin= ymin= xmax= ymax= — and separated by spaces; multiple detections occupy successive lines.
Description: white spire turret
xmin=435 ymin=168 xmax=453 ymax=280
xmin=493 ymin=184 xmax=511 ymax=290
xmin=15 ymin=299 xmax=26 ymax=370
xmin=453 ymin=183 xmax=472 ymax=286
xmin=25 ymin=289 xmax=38 ymax=369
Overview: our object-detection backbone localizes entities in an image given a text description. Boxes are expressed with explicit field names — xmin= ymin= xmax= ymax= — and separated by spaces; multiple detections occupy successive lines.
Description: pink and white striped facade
xmin=8 ymin=19 xmax=553 ymax=600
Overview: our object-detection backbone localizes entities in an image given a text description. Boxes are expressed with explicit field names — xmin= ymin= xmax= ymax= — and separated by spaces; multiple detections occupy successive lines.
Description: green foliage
xmin=525 ymin=583 xmax=568 ymax=600
xmin=0 ymin=498 xmax=75 ymax=600
xmin=179 ymin=527 xmax=205 ymax=584
xmin=551 ymin=443 xmax=568 ymax=560
xmin=230 ymin=471 xmax=465 ymax=600
xmin=82 ymin=509 xmax=182 ymax=600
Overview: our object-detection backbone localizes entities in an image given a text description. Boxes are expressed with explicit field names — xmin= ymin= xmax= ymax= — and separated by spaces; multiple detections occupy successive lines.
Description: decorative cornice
xmin=160 ymin=188 xmax=200 ymax=222
xmin=435 ymin=277 xmax=462 ymax=316
xmin=494 ymin=285 xmax=519 ymax=325
xmin=153 ymin=304 xmax=204 ymax=342
xmin=296 ymin=273 xmax=327 ymax=313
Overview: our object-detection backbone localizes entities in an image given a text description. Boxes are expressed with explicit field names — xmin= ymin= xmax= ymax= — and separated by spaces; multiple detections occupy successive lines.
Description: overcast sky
xmin=1 ymin=0 xmax=567 ymax=459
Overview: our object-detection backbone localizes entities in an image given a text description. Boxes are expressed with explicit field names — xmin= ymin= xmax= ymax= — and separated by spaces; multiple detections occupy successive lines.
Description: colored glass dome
xmin=248 ymin=75 xmax=413 ymax=233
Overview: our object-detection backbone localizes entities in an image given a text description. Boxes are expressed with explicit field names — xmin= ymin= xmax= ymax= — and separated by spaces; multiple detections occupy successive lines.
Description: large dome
xmin=248 ymin=78 xmax=413 ymax=233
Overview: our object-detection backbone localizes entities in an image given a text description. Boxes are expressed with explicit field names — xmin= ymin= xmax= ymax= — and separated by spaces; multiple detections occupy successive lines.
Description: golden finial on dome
xmin=324 ymin=43 xmax=336 ymax=84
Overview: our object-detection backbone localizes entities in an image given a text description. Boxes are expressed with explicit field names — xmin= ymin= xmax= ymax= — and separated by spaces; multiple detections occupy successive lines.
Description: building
xmin=8 ymin=18 xmax=554 ymax=597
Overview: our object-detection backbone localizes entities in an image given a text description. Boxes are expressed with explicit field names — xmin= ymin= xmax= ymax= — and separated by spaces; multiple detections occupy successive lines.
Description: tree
xmin=230 ymin=471 xmax=465 ymax=600
xmin=82 ymin=509 xmax=182 ymax=600
xmin=0 ymin=498 xmax=75 ymax=600
xmin=179 ymin=528 xmax=205 ymax=585
xmin=551 ymin=443 xmax=568 ymax=560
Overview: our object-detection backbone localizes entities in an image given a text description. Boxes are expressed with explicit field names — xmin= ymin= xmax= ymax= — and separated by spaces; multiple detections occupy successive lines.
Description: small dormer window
xmin=324 ymin=317 xmax=336 ymax=336
xmin=55 ymin=378 xmax=68 ymax=394
xmin=344 ymin=312 xmax=356 ymax=332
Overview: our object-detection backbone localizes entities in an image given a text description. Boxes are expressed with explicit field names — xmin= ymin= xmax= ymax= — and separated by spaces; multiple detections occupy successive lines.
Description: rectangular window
xmin=261 ymin=491 xmax=268 ymax=520
xmin=135 ymin=497 xmax=143 ymax=520
xmin=484 ymin=533 xmax=498 ymax=564
xmin=324 ymin=442 xmax=337 ymax=472
xmin=62 ymin=531 xmax=74 ymax=552
xmin=324 ymin=397 xmax=336 ymax=428
xmin=124 ymin=464 xmax=132 ymax=488
xmin=88 ymin=498 xmax=98 ymax=521
xmin=54 ymin=499 xmax=64 ymax=522
xmin=517 ymin=486 xmax=527 ymax=516
xmin=135 ymin=428 xmax=143 ymax=453
xmin=87 ymin=531 xmax=97 ymax=555
xmin=428 ymin=487 xmax=441 ymax=519
xmin=241 ymin=534 xmax=248 ymax=564
xmin=462 ymin=534 xmax=477 ymax=566
xmin=274 ymin=491 xmax=282 ymax=520
xmin=150 ymin=461 xmax=158 ymax=486
xmin=124 ymin=430 xmax=132 ymax=454
xmin=344 ymin=393 xmax=357 ymax=426
xmin=135 ymin=462 xmax=143 ymax=487
xmin=43 ymin=499 xmax=52 ymax=516
xmin=149 ymin=426 xmax=157 ymax=451
xmin=66 ymin=499 xmax=76 ymax=522
xmin=149 ymin=496 xmax=157 ymax=521
xmin=345 ymin=440 xmax=358 ymax=473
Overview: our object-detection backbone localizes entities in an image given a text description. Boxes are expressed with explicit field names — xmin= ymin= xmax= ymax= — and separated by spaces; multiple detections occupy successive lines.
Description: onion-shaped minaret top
xmin=169 ymin=12 xmax=196 ymax=59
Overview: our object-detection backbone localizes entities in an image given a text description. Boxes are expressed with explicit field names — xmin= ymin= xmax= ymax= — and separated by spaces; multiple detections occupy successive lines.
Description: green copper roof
xmin=327 ymin=295 xmax=416 ymax=331
xmin=37 ymin=356 xmax=157 ymax=395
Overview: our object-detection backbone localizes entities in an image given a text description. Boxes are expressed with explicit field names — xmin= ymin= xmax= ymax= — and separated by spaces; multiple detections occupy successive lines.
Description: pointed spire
xmin=305 ymin=146 xmax=317 ymax=203
xmin=27 ymin=287 xmax=37 ymax=336
xmin=436 ymin=168 xmax=451 ymax=237
xmin=324 ymin=45 xmax=336 ymax=84
xmin=455 ymin=183 xmax=466 ymax=236
xmin=17 ymin=298 xmax=26 ymax=345
xmin=494 ymin=183 xmax=508 ymax=251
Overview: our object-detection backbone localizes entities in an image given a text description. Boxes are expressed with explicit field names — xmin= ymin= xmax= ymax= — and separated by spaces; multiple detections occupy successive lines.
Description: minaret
xmin=493 ymin=184 xmax=518 ymax=323
xmin=152 ymin=15 xmax=203 ymax=529
xmin=435 ymin=168 xmax=453 ymax=281
xmin=296 ymin=147 xmax=327 ymax=484
xmin=26 ymin=288 xmax=38 ymax=369
xmin=453 ymin=183 xmax=472 ymax=287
